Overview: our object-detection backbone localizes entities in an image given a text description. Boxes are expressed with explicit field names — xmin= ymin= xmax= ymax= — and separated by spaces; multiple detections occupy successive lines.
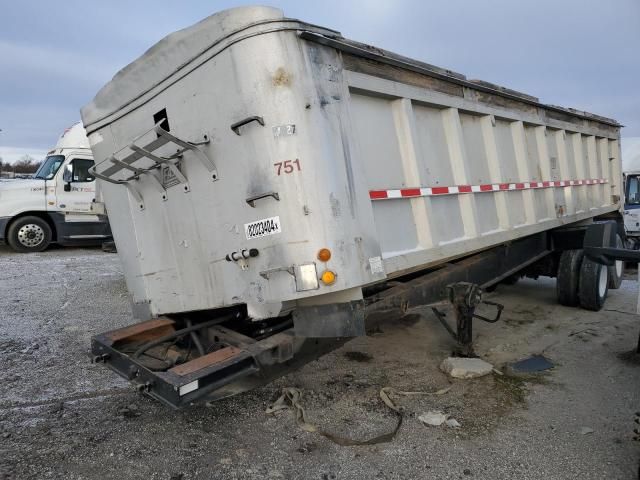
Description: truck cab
xmin=623 ymin=171 xmax=640 ymax=247
xmin=0 ymin=123 xmax=111 ymax=252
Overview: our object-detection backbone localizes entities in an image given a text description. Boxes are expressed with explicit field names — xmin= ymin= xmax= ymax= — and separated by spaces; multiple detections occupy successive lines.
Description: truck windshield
xmin=626 ymin=175 xmax=640 ymax=205
xmin=34 ymin=155 xmax=64 ymax=180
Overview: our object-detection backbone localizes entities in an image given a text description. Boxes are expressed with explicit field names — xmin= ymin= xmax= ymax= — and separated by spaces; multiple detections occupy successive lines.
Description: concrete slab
xmin=440 ymin=356 xmax=494 ymax=378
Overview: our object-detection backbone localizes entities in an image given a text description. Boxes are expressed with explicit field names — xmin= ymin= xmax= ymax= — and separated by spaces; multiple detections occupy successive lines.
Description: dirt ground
xmin=1 ymin=246 xmax=639 ymax=480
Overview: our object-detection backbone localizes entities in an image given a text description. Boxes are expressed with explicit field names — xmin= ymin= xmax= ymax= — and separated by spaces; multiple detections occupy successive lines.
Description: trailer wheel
xmin=7 ymin=216 xmax=52 ymax=253
xmin=556 ymin=249 xmax=584 ymax=306
xmin=578 ymin=257 xmax=608 ymax=311
xmin=607 ymin=234 xmax=624 ymax=289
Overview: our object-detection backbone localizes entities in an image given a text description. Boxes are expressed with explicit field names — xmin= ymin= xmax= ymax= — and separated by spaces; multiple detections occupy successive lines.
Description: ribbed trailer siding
xmin=345 ymin=68 xmax=621 ymax=275
xmin=81 ymin=6 xmax=622 ymax=320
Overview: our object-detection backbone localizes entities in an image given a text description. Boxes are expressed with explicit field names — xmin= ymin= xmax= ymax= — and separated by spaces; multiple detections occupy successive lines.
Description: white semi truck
xmin=624 ymin=171 xmax=640 ymax=246
xmin=0 ymin=123 xmax=111 ymax=252
xmin=622 ymin=138 xmax=640 ymax=246
xmin=84 ymin=6 xmax=626 ymax=407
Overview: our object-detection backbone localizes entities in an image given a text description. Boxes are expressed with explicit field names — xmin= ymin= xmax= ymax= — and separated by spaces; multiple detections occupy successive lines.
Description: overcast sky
xmin=1 ymin=0 xmax=638 ymax=163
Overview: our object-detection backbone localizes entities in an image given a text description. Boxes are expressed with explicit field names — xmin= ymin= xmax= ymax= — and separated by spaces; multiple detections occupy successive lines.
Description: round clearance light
xmin=320 ymin=270 xmax=337 ymax=286
xmin=317 ymin=248 xmax=332 ymax=262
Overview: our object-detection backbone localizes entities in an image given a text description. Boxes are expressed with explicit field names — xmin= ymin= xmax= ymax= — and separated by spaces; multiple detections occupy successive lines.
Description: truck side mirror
xmin=63 ymin=165 xmax=73 ymax=191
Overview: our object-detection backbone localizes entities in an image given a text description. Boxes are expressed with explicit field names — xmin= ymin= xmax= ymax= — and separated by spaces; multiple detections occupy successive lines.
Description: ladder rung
xmin=92 ymin=122 xmax=216 ymax=207
xmin=101 ymin=135 xmax=170 ymax=177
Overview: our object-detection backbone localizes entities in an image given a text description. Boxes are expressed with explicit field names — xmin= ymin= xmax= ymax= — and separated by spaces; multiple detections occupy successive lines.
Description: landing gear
xmin=431 ymin=282 xmax=504 ymax=357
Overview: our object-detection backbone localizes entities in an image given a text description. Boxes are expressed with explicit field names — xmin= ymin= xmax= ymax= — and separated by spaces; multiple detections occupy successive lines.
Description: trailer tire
xmin=7 ymin=216 xmax=52 ymax=253
xmin=556 ymin=250 xmax=583 ymax=307
xmin=607 ymin=234 xmax=624 ymax=289
xmin=578 ymin=257 xmax=608 ymax=311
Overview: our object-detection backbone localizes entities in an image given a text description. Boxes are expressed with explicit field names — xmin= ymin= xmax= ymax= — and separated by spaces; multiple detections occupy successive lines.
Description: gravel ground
xmin=1 ymin=245 xmax=639 ymax=480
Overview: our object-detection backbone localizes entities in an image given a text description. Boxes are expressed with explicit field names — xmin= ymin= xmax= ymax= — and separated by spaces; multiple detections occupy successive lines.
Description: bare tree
xmin=13 ymin=154 xmax=41 ymax=174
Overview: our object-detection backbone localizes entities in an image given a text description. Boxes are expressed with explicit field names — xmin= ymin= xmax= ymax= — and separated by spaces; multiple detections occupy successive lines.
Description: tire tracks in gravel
xmin=0 ymin=386 xmax=132 ymax=411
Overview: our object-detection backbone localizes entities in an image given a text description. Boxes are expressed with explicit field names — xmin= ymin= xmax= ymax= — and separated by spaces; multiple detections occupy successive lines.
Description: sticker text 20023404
xmin=244 ymin=216 xmax=282 ymax=240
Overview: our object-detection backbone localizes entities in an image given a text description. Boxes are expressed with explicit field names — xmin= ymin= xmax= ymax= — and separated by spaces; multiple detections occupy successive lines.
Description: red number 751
xmin=274 ymin=159 xmax=301 ymax=175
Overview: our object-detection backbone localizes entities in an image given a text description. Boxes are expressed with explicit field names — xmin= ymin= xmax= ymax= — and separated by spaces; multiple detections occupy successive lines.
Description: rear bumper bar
xmin=90 ymin=313 xmax=350 ymax=408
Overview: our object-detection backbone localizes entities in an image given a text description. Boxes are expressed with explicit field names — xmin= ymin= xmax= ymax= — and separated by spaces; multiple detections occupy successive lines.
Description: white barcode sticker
xmin=244 ymin=216 xmax=282 ymax=240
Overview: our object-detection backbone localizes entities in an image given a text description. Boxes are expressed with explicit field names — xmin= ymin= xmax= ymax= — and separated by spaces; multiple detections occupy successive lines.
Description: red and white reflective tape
xmin=369 ymin=178 xmax=607 ymax=200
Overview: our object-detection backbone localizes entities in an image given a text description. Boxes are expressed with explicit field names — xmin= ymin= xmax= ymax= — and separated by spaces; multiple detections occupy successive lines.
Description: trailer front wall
xmin=85 ymin=21 xmax=386 ymax=319
xmin=344 ymin=66 xmax=621 ymax=276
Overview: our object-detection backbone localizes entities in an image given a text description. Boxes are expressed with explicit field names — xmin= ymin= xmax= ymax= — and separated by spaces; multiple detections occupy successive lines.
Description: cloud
xmin=0 ymin=103 xmax=81 ymax=150
xmin=1 ymin=0 xmax=638 ymax=154
xmin=0 ymin=41 xmax=119 ymax=86
xmin=0 ymin=147 xmax=49 ymax=165
xmin=623 ymin=137 xmax=640 ymax=172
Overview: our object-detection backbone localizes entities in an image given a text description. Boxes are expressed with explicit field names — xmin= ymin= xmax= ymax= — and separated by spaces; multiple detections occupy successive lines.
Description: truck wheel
xmin=556 ymin=249 xmax=583 ymax=306
xmin=607 ymin=234 xmax=624 ymax=289
xmin=7 ymin=216 xmax=52 ymax=253
xmin=578 ymin=257 xmax=608 ymax=311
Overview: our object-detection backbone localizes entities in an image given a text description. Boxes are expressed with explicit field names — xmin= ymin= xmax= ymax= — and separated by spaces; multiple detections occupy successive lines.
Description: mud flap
xmin=583 ymin=221 xmax=617 ymax=266
xmin=293 ymin=300 xmax=366 ymax=337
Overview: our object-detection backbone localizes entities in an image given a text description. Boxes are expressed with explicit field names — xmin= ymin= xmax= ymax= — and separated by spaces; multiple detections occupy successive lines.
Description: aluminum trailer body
xmin=82 ymin=6 xmax=624 ymax=406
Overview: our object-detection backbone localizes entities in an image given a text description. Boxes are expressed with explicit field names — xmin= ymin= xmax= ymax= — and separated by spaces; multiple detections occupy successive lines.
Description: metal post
xmin=185 ymin=318 xmax=206 ymax=357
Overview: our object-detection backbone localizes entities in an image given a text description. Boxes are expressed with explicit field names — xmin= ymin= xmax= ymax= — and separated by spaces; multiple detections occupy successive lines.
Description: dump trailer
xmin=82 ymin=6 xmax=624 ymax=407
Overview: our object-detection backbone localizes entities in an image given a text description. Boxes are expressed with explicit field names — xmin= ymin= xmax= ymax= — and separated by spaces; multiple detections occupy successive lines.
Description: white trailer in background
xmin=0 ymin=123 xmax=111 ymax=252
xmin=83 ymin=6 xmax=624 ymax=407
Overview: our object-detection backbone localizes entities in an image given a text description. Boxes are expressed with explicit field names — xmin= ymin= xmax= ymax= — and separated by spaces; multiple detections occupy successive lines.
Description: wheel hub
xmin=17 ymin=224 xmax=45 ymax=248
xmin=598 ymin=266 xmax=607 ymax=298
xmin=615 ymin=259 xmax=623 ymax=278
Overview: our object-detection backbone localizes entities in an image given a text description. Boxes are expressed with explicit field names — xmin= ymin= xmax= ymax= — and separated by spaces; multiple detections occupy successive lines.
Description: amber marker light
xmin=320 ymin=270 xmax=337 ymax=286
xmin=317 ymin=248 xmax=332 ymax=262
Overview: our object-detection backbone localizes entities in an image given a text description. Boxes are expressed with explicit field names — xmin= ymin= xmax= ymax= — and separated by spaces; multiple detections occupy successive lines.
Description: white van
xmin=0 ymin=123 xmax=111 ymax=252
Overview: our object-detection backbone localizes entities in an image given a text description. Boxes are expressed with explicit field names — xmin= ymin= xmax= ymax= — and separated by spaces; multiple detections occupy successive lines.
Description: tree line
xmin=0 ymin=155 xmax=42 ymax=174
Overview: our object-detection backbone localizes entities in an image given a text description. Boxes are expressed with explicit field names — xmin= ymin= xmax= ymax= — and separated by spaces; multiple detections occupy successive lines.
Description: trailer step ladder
xmin=89 ymin=122 xmax=216 ymax=210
